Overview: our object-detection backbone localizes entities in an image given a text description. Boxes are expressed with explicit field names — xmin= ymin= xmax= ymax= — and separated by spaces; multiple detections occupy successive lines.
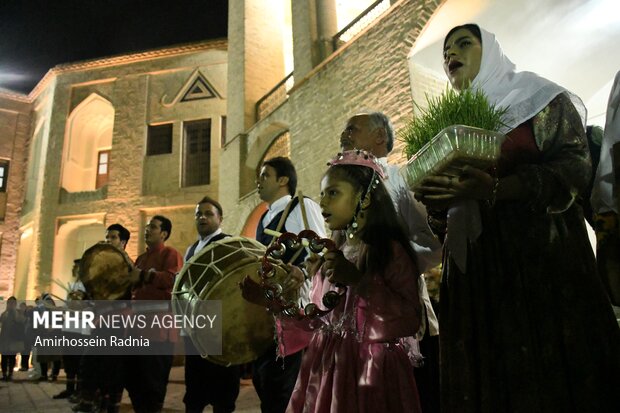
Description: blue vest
xmin=256 ymin=197 xmax=307 ymax=266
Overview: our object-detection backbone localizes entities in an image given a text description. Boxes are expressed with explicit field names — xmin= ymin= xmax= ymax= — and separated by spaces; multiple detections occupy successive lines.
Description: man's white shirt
xmin=378 ymin=157 xmax=440 ymax=337
xmin=63 ymin=281 xmax=89 ymax=334
xmin=181 ymin=228 xmax=224 ymax=337
xmin=261 ymin=195 xmax=326 ymax=238
xmin=184 ymin=228 xmax=224 ymax=261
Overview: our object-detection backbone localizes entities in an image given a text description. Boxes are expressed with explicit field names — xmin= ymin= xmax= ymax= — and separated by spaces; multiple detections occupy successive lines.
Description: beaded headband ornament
xmin=327 ymin=149 xmax=386 ymax=179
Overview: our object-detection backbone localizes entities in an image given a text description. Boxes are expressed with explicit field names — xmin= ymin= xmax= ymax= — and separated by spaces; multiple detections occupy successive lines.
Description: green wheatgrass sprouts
xmin=400 ymin=87 xmax=509 ymax=159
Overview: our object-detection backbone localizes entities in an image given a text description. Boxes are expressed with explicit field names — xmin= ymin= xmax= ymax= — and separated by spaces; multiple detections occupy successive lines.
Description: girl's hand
xmin=283 ymin=264 xmax=305 ymax=293
xmin=414 ymin=166 xmax=494 ymax=208
xmin=304 ymin=254 xmax=323 ymax=279
xmin=322 ymin=251 xmax=362 ymax=286
xmin=239 ymin=276 xmax=270 ymax=307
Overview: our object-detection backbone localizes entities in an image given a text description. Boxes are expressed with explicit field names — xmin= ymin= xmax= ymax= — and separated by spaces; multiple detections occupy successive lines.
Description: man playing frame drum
xmin=182 ymin=196 xmax=241 ymax=413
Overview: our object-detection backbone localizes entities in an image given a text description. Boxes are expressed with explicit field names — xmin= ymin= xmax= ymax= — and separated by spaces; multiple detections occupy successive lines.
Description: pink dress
xmin=277 ymin=241 xmax=422 ymax=413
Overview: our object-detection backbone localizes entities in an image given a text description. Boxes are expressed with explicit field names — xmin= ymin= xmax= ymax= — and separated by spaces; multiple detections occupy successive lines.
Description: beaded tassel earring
xmin=346 ymin=214 xmax=359 ymax=239
xmin=345 ymin=172 xmax=379 ymax=239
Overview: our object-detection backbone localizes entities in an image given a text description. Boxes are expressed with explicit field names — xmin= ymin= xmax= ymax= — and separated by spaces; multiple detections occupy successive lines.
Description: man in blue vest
xmin=183 ymin=196 xmax=241 ymax=413
xmin=254 ymin=156 xmax=325 ymax=413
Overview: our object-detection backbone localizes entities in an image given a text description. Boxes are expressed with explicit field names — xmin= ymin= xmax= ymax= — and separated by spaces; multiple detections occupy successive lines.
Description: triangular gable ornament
xmin=161 ymin=70 xmax=221 ymax=107
xmin=182 ymin=76 xmax=216 ymax=101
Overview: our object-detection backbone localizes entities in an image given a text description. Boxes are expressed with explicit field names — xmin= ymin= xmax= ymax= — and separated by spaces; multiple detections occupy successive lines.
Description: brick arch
xmin=245 ymin=123 xmax=290 ymax=171
xmin=256 ymin=130 xmax=290 ymax=173
xmin=240 ymin=202 xmax=268 ymax=238
xmin=241 ymin=123 xmax=291 ymax=196
xmin=51 ymin=216 xmax=106 ymax=300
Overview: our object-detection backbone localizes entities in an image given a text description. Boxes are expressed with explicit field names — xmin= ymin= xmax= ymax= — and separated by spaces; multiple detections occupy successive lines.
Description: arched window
xmin=61 ymin=94 xmax=114 ymax=192
xmin=51 ymin=217 xmax=105 ymax=299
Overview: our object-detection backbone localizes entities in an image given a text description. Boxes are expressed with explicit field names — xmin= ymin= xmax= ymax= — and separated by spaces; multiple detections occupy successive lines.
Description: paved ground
xmin=5 ymin=309 xmax=616 ymax=413
xmin=0 ymin=366 xmax=261 ymax=413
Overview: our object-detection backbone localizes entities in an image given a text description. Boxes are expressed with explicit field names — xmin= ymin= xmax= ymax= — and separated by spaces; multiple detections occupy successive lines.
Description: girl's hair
xmin=443 ymin=24 xmax=482 ymax=49
xmin=326 ymin=165 xmax=417 ymax=274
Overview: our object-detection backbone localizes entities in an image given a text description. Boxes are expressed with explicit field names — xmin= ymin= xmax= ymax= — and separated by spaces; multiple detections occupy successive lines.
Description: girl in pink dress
xmin=243 ymin=150 xmax=423 ymax=413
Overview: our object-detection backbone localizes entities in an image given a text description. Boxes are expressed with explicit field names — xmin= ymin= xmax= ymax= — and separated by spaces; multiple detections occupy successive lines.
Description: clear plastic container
xmin=399 ymin=125 xmax=506 ymax=189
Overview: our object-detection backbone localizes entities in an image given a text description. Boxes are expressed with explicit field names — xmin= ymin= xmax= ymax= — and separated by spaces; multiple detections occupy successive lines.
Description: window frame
xmin=0 ymin=160 xmax=9 ymax=192
xmin=182 ymin=119 xmax=212 ymax=187
xmin=146 ymin=123 xmax=174 ymax=156
xmin=95 ymin=150 xmax=110 ymax=189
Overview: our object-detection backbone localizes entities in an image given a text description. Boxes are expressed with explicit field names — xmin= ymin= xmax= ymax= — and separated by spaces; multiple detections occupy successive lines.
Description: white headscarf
xmin=446 ymin=25 xmax=587 ymax=273
xmin=591 ymin=70 xmax=620 ymax=214
xmin=471 ymin=25 xmax=587 ymax=133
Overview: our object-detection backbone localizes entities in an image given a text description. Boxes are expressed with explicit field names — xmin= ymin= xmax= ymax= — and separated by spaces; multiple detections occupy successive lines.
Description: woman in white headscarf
xmin=415 ymin=24 xmax=620 ymax=412
xmin=591 ymin=70 xmax=620 ymax=306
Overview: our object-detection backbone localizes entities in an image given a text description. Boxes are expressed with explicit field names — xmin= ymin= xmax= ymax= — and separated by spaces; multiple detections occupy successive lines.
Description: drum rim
xmin=172 ymin=236 xmax=291 ymax=366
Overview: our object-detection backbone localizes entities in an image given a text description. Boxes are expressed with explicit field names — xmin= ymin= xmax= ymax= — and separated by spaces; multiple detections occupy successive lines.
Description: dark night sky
xmin=0 ymin=0 xmax=228 ymax=94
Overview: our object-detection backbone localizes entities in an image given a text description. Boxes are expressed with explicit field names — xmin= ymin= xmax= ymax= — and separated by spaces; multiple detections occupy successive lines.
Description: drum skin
xmin=172 ymin=236 xmax=293 ymax=366
xmin=79 ymin=242 xmax=134 ymax=300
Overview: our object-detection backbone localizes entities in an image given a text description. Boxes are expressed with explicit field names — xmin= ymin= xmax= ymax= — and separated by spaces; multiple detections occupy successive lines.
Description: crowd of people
xmin=1 ymin=23 xmax=619 ymax=413
xmin=0 ymin=294 xmax=62 ymax=383
xmin=0 ymin=296 xmax=28 ymax=381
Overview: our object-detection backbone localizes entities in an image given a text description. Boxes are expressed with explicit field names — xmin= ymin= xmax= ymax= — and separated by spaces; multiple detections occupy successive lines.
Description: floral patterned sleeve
xmin=514 ymin=92 xmax=591 ymax=213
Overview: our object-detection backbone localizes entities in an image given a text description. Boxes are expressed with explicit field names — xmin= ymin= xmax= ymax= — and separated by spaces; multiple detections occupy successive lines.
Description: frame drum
xmin=79 ymin=242 xmax=134 ymax=300
xmin=172 ymin=236 xmax=292 ymax=366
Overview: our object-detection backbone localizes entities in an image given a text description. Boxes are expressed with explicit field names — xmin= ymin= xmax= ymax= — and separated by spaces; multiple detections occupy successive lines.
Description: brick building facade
xmin=3 ymin=0 xmax=611 ymax=299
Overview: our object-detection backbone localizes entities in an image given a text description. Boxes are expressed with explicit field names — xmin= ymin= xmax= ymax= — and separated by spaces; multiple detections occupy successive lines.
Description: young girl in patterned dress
xmin=242 ymin=150 xmax=423 ymax=412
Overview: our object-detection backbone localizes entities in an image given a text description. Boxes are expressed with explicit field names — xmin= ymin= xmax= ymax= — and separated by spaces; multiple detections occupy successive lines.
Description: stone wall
xmin=0 ymin=94 xmax=32 ymax=298
xmin=227 ymin=0 xmax=287 ymax=139
xmin=3 ymin=0 xmax=451 ymax=297
xmin=222 ymin=0 xmax=442 ymax=236
xmin=8 ymin=43 xmax=229 ymax=298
